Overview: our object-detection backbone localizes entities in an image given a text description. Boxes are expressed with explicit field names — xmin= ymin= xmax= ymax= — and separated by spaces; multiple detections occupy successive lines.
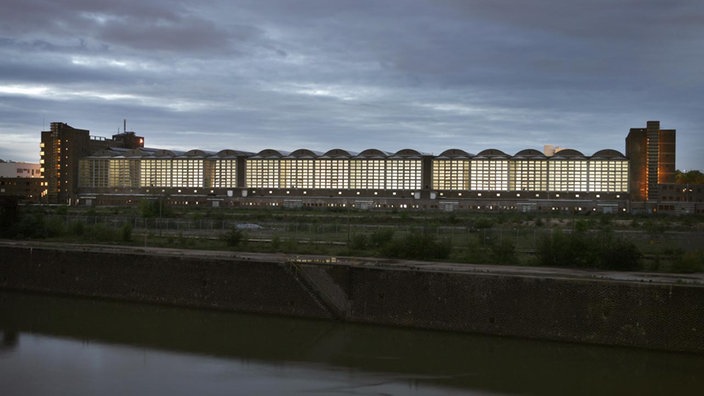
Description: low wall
xmin=1 ymin=241 xmax=702 ymax=353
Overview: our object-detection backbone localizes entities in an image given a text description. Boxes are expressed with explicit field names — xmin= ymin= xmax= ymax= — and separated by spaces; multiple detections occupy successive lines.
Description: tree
xmin=0 ymin=196 xmax=19 ymax=237
xmin=537 ymin=230 xmax=641 ymax=270
xmin=140 ymin=198 xmax=171 ymax=218
xmin=222 ymin=228 xmax=245 ymax=247
xmin=675 ymin=170 xmax=704 ymax=184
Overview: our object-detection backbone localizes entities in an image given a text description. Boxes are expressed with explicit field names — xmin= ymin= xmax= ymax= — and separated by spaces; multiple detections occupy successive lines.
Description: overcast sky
xmin=1 ymin=0 xmax=702 ymax=170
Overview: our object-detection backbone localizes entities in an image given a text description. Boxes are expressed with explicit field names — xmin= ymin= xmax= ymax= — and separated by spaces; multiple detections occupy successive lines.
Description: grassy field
xmin=6 ymin=204 xmax=704 ymax=273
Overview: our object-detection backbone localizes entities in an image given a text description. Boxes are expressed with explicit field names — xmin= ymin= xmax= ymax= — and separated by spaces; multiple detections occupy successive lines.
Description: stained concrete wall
xmin=1 ymin=242 xmax=702 ymax=353
xmin=348 ymin=267 xmax=704 ymax=353
xmin=0 ymin=244 xmax=331 ymax=319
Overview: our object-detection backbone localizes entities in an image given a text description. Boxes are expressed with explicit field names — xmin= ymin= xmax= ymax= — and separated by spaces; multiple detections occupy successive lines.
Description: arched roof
xmin=590 ymin=149 xmax=626 ymax=159
xmin=250 ymin=149 xmax=289 ymax=158
xmin=550 ymin=149 xmax=586 ymax=159
xmin=474 ymin=149 xmax=509 ymax=159
xmin=513 ymin=149 xmax=546 ymax=159
xmin=215 ymin=149 xmax=253 ymax=158
xmin=321 ymin=148 xmax=356 ymax=158
xmin=287 ymin=149 xmax=322 ymax=158
xmin=184 ymin=149 xmax=216 ymax=157
xmin=355 ymin=149 xmax=390 ymax=158
xmin=154 ymin=149 xmax=178 ymax=157
xmin=390 ymin=148 xmax=423 ymax=158
xmin=437 ymin=149 xmax=472 ymax=158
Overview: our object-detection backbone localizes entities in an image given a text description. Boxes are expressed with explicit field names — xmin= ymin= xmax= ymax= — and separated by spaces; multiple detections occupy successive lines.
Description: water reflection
xmin=1 ymin=291 xmax=703 ymax=395
xmin=1 ymin=329 xmax=18 ymax=349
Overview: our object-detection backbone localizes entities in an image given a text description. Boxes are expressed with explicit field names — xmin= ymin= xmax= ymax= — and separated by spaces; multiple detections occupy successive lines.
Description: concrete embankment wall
xmin=1 ymin=242 xmax=702 ymax=354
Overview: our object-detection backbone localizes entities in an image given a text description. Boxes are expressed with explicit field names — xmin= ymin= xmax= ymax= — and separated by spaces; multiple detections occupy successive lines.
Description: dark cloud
xmin=0 ymin=0 xmax=702 ymax=170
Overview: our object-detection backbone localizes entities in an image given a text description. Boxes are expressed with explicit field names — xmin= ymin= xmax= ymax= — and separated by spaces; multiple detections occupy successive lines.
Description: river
xmin=1 ymin=291 xmax=702 ymax=395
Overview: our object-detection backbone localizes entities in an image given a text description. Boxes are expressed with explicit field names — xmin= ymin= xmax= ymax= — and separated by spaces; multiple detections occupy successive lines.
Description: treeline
xmin=350 ymin=228 xmax=451 ymax=260
xmin=675 ymin=169 xmax=704 ymax=184
xmin=0 ymin=202 xmax=133 ymax=243
xmin=536 ymin=229 xmax=641 ymax=270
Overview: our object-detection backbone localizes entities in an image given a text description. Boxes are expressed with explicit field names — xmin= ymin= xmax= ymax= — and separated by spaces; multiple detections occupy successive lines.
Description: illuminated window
xmin=79 ymin=158 xmax=108 ymax=188
xmin=108 ymin=159 xmax=140 ymax=187
xmin=140 ymin=159 xmax=172 ymax=187
xmin=510 ymin=160 xmax=547 ymax=191
xmin=171 ymin=159 xmax=204 ymax=188
xmin=350 ymin=159 xmax=385 ymax=189
xmin=214 ymin=159 xmax=238 ymax=188
xmin=588 ymin=160 xmax=628 ymax=193
xmin=386 ymin=159 xmax=421 ymax=190
xmin=470 ymin=159 xmax=508 ymax=191
xmin=281 ymin=159 xmax=315 ymax=189
xmin=548 ymin=160 xmax=588 ymax=192
xmin=246 ymin=159 xmax=279 ymax=188
xmin=315 ymin=159 xmax=349 ymax=189
xmin=432 ymin=159 xmax=469 ymax=190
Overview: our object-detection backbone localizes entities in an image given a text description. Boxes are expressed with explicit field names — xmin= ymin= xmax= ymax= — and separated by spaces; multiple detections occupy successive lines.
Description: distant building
xmin=626 ymin=120 xmax=676 ymax=203
xmin=543 ymin=145 xmax=570 ymax=157
xmin=35 ymin=119 xmax=694 ymax=213
xmin=40 ymin=122 xmax=144 ymax=204
xmin=0 ymin=160 xmax=44 ymax=203
xmin=75 ymin=145 xmax=631 ymax=213
xmin=0 ymin=161 xmax=41 ymax=178
xmin=656 ymin=183 xmax=704 ymax=214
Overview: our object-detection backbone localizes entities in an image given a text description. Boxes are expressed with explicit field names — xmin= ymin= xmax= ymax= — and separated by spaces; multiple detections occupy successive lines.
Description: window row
xmin=434 ymin=160 xmax=628 ymax=192
xmin=79 ymin=158 xmax=629 ymax=193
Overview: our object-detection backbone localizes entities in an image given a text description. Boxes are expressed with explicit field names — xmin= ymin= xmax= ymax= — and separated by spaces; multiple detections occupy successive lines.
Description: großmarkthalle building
xmin=38 ymin=120 xmax=703 ymax=214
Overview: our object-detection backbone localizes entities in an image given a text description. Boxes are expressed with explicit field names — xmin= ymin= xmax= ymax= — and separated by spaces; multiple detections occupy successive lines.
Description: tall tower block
xmin=625 ymin=121 xmax=676 ymax=202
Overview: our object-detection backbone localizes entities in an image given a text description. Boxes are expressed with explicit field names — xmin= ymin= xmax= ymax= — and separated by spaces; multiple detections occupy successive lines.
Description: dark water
xmin=1 ymin=291 xmax=703 ymax=395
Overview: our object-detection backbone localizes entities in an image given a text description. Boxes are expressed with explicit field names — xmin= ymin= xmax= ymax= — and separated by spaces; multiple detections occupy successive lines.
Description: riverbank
xmin=1 ymin=240 xmax=703 ymax=353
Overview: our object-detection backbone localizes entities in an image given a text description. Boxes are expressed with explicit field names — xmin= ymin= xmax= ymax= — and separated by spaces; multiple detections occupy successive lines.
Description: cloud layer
xmin=1 ymin=0 xmax=702 ymax=170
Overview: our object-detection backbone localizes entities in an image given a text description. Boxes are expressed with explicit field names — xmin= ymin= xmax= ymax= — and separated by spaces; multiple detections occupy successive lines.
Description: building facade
xmin=626 ymin=120 xmax=676 ymax=202
xmin=33 ymin=120 xmax=696 ymax=213
xmin=40 ymin=122 xmax=144 ymax=204
xmin=75 ymin=145 xmax=631 ymax=212
xmin=0 ymin=161 xmax=44 ymax=203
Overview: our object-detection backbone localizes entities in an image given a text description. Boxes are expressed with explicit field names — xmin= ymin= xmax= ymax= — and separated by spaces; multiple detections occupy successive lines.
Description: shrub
xmin=536 ymin=230 xmax=641 ymax=270
xmin=460 ymin=235 xmax=493 ymax=264
xmin=222 ymin=228 xmax=245 ymax=247
xmin=68 ymin=221 xmax=85 ymax=236
xmin=14 ymin=212 xmax=47 ymax=239
xmin=369 ymin=228 xmax=395 ymax=248
xmin=271 ymin=235 xmax=281 ymax=251
xmin=380 ymin=231 xmax=451 ymax=260
xmin=490 ymin=239 xmax=518 ymax=265
xmin=0 ymin=197 xmax=19 ymax=237
xmin=121 ymin=223 xmax=133 ymax=242
xmin=140 ymin=198 xmax=170 ymax=218
xmin=350 ymin=233 xmax=369 ymax=250
xmin=44 ymin=217 xmax=66 ymax=238
xmin=85 ymin=223 xmax=117 ymax=242
xmin=474 ymin=217 xmax=494 ymax=230
xmin=671 ymin=250 xmax=704 ymax=273
xmin=598 ymin=237 xmax=641 ymax=271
